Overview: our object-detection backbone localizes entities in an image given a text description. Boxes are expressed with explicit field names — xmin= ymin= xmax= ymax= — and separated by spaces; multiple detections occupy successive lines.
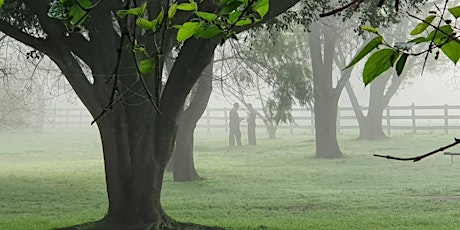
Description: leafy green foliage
xmin=345 ymin=34 xmax=382 ymax=69
xmin=48 ymin=0 xmax=95 ymax=31
xmin=448 ymin=5 xmax=460 ymax=18
xmin=395 ymin=53 xmax=408 ymax=76
xmin=363 ymin=49 xmax=399 ymax=85
xmin=172 ymin=0 xmax=270 ymax=42
xmin=47 ymin=0 xmax=269 ymax=78
xmin=176 ymin=22 xmax=202 ymax=42
xmin=139 ymin=59 xmax=155 ymax=74
xmin=410 ymin=15 xmax=435 ymax=35
xmin=347 ymin=2 xmax=460 ymax=86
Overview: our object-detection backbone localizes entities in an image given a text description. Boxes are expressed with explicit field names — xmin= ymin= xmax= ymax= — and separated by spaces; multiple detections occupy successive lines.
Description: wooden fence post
xmin=386 ymin=106 xmax=391 ymax=135
xmin=311 ymin=110 xmax=315 ymax=134
xmin=206 ymin=110 xmax=210 ymax=133
xmin=444 ymin=104 xmax=449 ymax=134
xmin=65 ymin=109 xmax=70 ymax=127
xmin=411 ymin=103 xmax=416 ymax=134
xmin=224 ymin=107 xmax=228 ymax=133
xmin=79 ymin=109 xmax=83 ymax=128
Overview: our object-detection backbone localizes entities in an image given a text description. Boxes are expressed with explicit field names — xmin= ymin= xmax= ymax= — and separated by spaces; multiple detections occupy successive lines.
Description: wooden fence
xmin=46 ymin=104 xmax=460 ymax=134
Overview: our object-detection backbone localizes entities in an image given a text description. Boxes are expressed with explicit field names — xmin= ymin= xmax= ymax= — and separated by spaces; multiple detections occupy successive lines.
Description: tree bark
xmin=171 ymin=59 xmax=214 ymax=182
xmin=358 ymin=75 xmax=388 ymax=140
xmin=310 ymin=21 xmax=343 ymax=158
xmin=96 ymin=105 xmax=171 ymax=228
xmin=346 ymin=70 xmax=405 ymax=140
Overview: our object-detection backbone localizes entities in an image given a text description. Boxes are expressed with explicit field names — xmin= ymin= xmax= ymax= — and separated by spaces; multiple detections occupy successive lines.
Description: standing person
xmin=229 ymin=103 xmax=242 ymax=146
xmin=246 ymin=103 xmax=256 ymax=145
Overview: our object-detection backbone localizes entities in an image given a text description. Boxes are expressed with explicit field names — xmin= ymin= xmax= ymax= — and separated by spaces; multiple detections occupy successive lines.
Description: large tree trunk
xmin=310 ymin=22 xmax=344 ymax=158
xmin=314 ymin=97 xmax=342 ymax=158
xmin=346 ymin=70 xmax=405 ymax=140
xmin=171 ymin=59 xmax=213 ymax=182
xmin=96 ymin=105 xmax=172 ymax=228
xmin=90 ymin=38 xmax=216 ymax=228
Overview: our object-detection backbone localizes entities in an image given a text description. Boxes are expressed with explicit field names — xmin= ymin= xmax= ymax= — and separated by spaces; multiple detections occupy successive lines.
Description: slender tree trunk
xmin=172 ymin=120 xmax=200 ymax=182
xmin=346 ymin=73 xmax=396 ymax=140
xmin=267 ymin=124 xmax=277 ymax=139
xmin=171 ymin=59 xmax=213 ymax=182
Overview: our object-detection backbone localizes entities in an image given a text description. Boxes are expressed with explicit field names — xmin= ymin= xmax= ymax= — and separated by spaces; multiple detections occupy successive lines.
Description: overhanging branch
xmin=374 ymin=138 xmax=460 ymax=162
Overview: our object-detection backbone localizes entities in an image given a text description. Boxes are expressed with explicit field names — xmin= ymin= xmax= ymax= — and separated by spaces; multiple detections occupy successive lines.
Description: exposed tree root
xmin=52 ymin=218 xmax=226 ymax=230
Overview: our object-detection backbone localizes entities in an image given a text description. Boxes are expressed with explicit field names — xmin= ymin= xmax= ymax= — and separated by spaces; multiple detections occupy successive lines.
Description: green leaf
xmin=363 ymin=49 xmax=399 ymax=85
xmin=176 ymin=22 xmax=201 ymax=42
xmin=0 ymin=0 xmax=4 ymax=8
xmin=426 ymin=25 xmax=453 ymax=45
xmin=345 ymin=35 xmax=383 ymax=69
xmin=136 ymin=18 xmax=156 ymax=30
xmin=117 ymin=2 xmax=147 ymax=18
xmin=235 ymin=18 xmax=252 ymax=26
xmin=408 ymin=37 xmax=427 ymax=44
xmin=195 ymin=11 xmax=218 ymax=21
xmin=194 ymin=25 xmax=222 ymax=39
xmin=410 ymin=15 xmax=436 ymax=35
xmin=395 ymin=53 xmax=408 ymax=76
xmin=177 ymin=2 xmax=198 ymax=11
xmin=156 ymin=9 xmax=164 ymax=25
xmin=220 ymin=2 xmax=241 ymax=15
xmin=252 ymin=0 xmax=269 ymax=18
xmin=228 ymin=11 xmax=242 ymax=24
xmin=117 ymin=10 xmax=129 ymax=18
xmin=168 ymin=3 xmax=178 ymax=19
xmin=139 ymin=58 xmax=155 ymax=74
xmin=448 ymin=5 xmax=460 ymax=18
xmin=441 ymin=40 xmax=460 ymax=64
xmin=361 ymin=25 xmax=378 ymax=34
xmin=77 ymin=0 xmax=92 ymax=9
xmin=69 ymin=3 xmax=89 ymax=25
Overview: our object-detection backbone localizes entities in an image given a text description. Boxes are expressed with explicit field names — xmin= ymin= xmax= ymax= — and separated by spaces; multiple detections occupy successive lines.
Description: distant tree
xmin=304 ymin=0 xmax=426 ymax=158
xmin=217 ymin=28 xmax=313 ymax=139
xmin=345 ymin=0 xmax=460 ymax=85
xmin=170 ymin=58 xmax=213 ymax=182
xmin=340 ymin=6 xmax=450 ymax=140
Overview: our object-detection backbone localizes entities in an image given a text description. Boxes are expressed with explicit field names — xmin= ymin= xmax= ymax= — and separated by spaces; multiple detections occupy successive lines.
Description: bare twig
xmin=420 ymin=0 xmax=450 ymax=75
xmin=319 ymin=0 xmax=364 ymax=17
xmin=374 ymin=138 xmax=460 ymax=162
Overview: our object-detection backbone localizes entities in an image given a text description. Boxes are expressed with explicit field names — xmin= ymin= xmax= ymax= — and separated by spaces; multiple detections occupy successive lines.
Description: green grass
xmin=2 ymin=128 xmax=460 ymax=229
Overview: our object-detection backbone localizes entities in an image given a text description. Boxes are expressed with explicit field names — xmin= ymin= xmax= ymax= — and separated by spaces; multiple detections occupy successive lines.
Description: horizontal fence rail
xmin=45 ymin=104 xmax=460 ymax=134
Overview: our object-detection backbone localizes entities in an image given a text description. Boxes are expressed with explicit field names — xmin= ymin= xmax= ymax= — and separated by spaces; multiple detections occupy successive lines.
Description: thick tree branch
xmin=0 ymin=20 xmax=47 ymax=52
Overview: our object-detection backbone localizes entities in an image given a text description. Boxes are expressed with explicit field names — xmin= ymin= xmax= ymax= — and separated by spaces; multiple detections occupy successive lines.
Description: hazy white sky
xmin=340 ymin=67 xmax=460 ymax=107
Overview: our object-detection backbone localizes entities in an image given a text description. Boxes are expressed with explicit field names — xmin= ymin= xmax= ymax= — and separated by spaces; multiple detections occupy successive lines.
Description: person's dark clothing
xmin=229 ymin=107 xmax=241 ymax=146
xmin=247 ymin=109 xmax=256 ymax=145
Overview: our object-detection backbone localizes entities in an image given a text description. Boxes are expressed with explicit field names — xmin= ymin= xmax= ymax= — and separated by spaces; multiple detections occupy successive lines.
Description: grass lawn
xmin=2 ymin=127 xmax=460 ymax=229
